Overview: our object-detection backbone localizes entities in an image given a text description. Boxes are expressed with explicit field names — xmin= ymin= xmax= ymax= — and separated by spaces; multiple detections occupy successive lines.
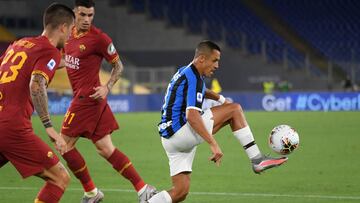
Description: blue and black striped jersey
xmin=158 ymin=64 xmax=206 ymax=138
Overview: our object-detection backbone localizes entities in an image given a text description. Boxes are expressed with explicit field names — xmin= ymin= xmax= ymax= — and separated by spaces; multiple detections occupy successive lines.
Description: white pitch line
xmin=0 ymin=186 xmax=359 ymax=200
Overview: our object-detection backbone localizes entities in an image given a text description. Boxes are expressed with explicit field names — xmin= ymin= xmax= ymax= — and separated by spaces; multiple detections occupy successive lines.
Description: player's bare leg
xmin=210 ymin=103 xmax=287 ymax=173
xmin=35 ymin=162 xmax=70 ymax=203
xmin=93 ymin=134 xmax=115 ymax=158
xmin=148 ymin=172 xmax=189 ymax=203
xmin=60 ymin=134 xmax=101 ymax=202
xmin=211 ymin=103 xmax=248 ymax=133
xmin=169 ymin=172 xmax=191 ymax=202
xmin=95 ymin=134 xmax=157 ymax=202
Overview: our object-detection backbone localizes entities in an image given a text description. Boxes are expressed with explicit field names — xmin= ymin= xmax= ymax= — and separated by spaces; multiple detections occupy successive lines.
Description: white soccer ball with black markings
xmin=269 ymin=125 xmax=299 ymax=155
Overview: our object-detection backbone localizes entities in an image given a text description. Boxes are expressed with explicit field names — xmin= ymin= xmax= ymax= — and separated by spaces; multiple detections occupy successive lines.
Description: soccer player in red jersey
xmin=60 ymin=0 xmax=156 ymax=202
xmin=0 ymin=3 xmax=74 ymax=203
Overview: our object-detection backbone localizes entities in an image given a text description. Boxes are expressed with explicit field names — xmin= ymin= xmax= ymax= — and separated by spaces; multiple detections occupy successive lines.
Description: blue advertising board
xmin=48 ymin=93 xmax=165 ymax=114
xmin=223 ymin=92 xmax=360 ymax=111
xmin=48 ymin=92 xmax=360 ymax=114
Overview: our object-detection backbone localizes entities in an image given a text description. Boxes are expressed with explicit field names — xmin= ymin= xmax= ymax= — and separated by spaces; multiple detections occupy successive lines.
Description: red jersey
xmin=64 ymin=25 xmax=119 ymax=103
xmin=0 ymin=36 xmax=60 ymax=130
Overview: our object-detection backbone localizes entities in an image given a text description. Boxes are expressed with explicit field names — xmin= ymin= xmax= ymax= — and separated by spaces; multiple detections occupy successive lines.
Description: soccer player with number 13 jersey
xmin=0 ymin=3 xmax=74 ymax=203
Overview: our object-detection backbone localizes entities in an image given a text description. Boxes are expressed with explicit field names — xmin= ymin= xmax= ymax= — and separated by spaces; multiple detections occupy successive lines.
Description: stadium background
xmin=0 ymin=0 xmax=359 ymax=202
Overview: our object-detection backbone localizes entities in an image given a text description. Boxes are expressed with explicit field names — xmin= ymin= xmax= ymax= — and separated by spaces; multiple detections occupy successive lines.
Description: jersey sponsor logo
xmin=158 ymin=120 xmax=172 ymax=131
xmin=47 ymin=59 xmax=56 ymax=71
xmin=79 ymin=44 xmax=86 ymax=52
xmin=107 ymin=43 xmax=116 ymax=55
xmin=197 ymin=92 xmax=203 ymax=102
xmin=65 ymin=54 xmax=80 ymax=70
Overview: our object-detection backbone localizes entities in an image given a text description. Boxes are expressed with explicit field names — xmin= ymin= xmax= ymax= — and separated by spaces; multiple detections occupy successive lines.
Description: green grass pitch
xmin=0 ymin=111 xmax=359 ymax=202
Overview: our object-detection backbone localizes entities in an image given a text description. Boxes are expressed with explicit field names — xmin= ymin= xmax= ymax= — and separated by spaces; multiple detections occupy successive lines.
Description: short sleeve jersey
xmin=0 ymin=36 xmax=60 ymax=130
xmin=158 ymin=64 xmax=206 ymax=138
xmin=64 ymin=25 xmax=119 ymax=103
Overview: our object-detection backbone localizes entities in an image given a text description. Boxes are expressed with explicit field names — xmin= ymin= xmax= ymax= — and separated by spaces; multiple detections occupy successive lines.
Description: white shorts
xmin=161 ymin=109 xmax=214 ymax=176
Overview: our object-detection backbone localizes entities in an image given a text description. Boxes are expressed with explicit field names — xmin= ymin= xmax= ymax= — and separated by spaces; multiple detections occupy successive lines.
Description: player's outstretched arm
xmin=186 ymin=109 xmax=223 ymax=166
xmin=89 ymin=59 xmax=124 ymax=99
xmin=30 ymin=73 xmax=67 ymax=154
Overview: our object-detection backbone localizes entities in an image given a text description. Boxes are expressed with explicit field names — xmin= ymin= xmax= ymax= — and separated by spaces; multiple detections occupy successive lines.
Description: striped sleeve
xmin=185 ymin=71 xmax=203 ymax=112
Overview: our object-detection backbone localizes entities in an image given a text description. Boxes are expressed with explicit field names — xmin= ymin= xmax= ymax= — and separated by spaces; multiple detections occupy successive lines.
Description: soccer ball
xmin=268 ymin=125 xmax=299 ymax=155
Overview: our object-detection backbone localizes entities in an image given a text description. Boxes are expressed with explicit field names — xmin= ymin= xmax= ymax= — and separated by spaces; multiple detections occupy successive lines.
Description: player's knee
xmin=50 ymin=170 xmax=70 ymax=190
xmin=96 ymin=145 xmax=114 ymax=158
xmin=57 ymin=170 xmax=70 ymax=189
xmin=231 ymin=103 xmax=244 ymax=114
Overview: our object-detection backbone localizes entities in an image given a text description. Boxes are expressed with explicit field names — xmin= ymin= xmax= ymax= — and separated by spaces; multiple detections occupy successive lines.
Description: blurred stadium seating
xmin=142 ymin=0 xmax=304 ymax=64
xmin=264 ymin=0 xmax=360 ymax=76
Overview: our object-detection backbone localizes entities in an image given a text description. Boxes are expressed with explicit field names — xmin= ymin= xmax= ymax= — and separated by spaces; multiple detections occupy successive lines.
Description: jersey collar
xmin=72 ymin=26 xmax=90 ymax=39
xmin=190 ymin=63 xmax=203 ymax=79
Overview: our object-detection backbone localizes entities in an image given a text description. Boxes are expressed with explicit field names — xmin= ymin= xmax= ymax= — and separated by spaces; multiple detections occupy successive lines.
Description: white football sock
xmin=233 ymin=126 xmax=261 ymax=159
xmin=137 ymin=184 xmax=147 ymax=196
xmin=148 ymin=190 xmax=172 ymax=203
xmin=84 ymin=188 xmax=98 ymax=197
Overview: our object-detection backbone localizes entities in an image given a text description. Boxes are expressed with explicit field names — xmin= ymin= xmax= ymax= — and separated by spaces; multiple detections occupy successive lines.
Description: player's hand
xmin=45 ymin=127 xmax=67 ymax=155
xmin=208 ymin=141 xmax=223 ymax=166
xmin=89 ymin=85 xmax=109 ymax=100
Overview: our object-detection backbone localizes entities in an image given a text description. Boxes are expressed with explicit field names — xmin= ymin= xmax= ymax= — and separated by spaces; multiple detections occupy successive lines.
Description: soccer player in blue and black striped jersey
xmin=150 ymin=41 xmax=288 ymax=203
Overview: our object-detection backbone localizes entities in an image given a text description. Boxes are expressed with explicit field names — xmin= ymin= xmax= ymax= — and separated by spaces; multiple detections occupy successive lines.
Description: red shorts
xmin=0 ymin=127 xmax=59 ymax=178
xmin=61 ymin=100 xmax=119 ymax=143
